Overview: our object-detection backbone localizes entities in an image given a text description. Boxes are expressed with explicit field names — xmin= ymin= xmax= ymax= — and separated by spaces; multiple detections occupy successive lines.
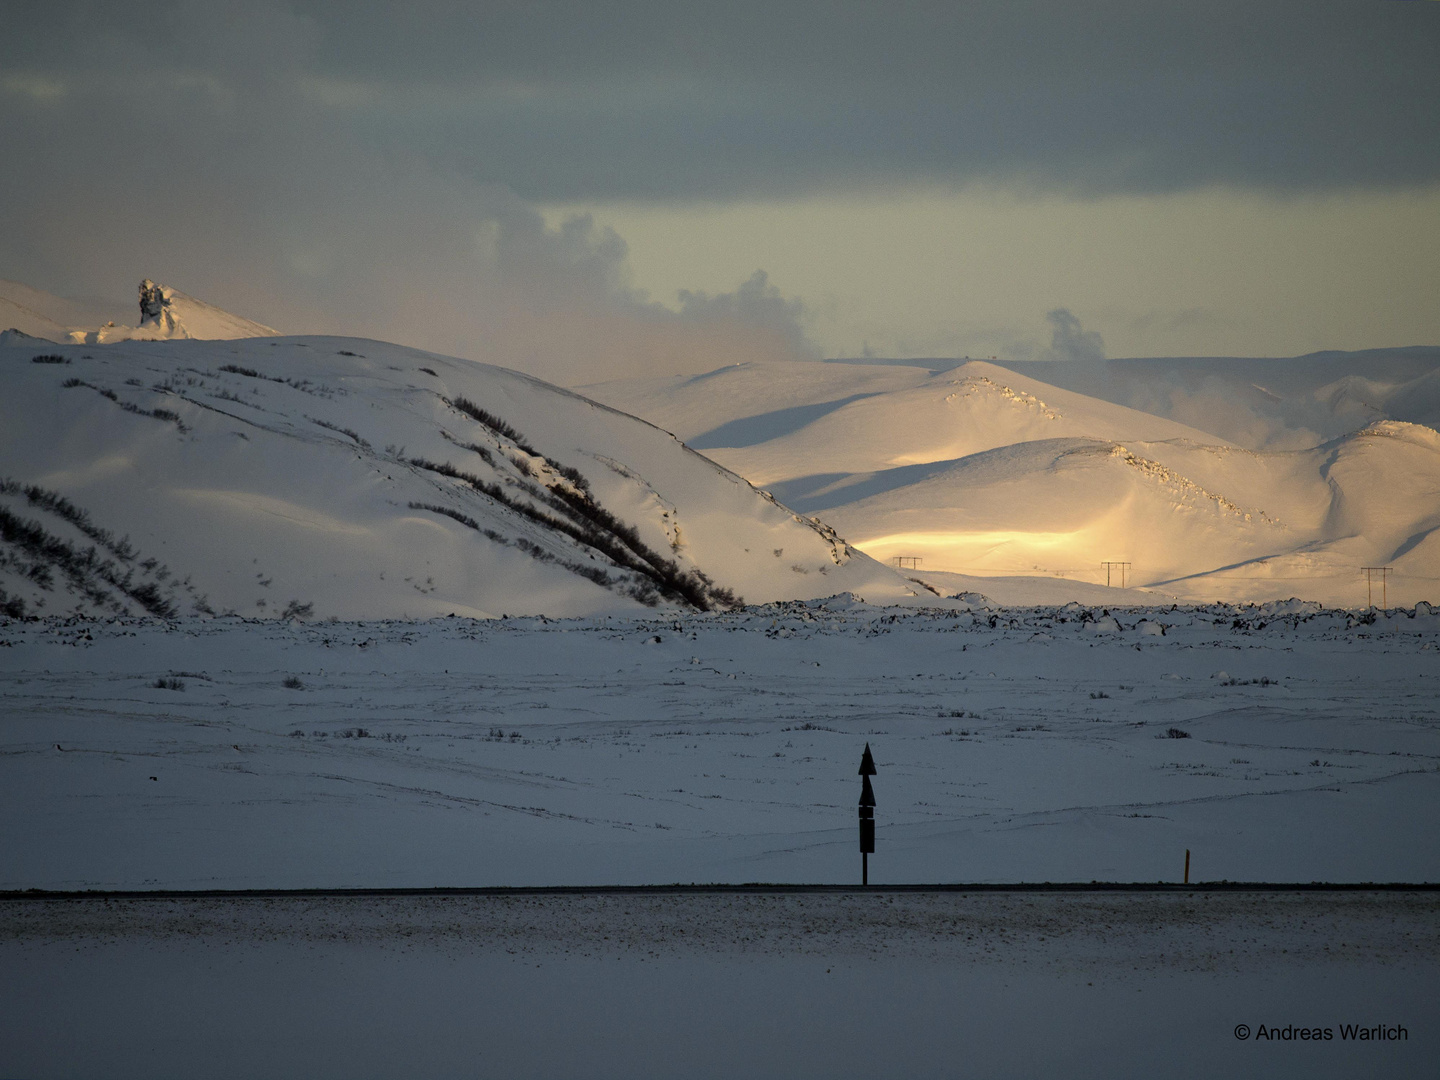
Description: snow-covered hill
xmin=10 ymin=274 xmax=1436 ymax=611
xmin=0 ymin=334 xmax=918 ymax=620
xmin=0 ymin=279 xmax=123 ymax=343
xmin=583 ymin=360 xmax=1440 ymax=607
xmin=1 ymin=278 xmax=277 ymax=345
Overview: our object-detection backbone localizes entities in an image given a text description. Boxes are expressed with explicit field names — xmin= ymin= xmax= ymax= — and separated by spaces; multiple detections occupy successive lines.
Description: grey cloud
xmin=2 ymin=0 xmax=1435 ymax=380
xmin=677 ymin=272 xmax=817 ymax=360
xmin=1129 ymin=308 xmax=1233 ymax=336
xmin=1046 ymin=309 xmax=1105 ymax=363
xmin=0 ymin=10 xmax=817 ymax=383
xmin=9 ymin=1 xmax=1432 ymax=201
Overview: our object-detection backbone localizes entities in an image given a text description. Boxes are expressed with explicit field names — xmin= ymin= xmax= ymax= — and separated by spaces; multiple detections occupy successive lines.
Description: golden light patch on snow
xmin=856 ymin=527 xmax=1113 ymax=575
xmin=392 ymin=513 xmax=474 ymax=543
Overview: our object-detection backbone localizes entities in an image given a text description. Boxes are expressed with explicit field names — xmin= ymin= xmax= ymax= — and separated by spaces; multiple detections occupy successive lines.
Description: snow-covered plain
xmin=3 ymin=889 xmax=1435 ymax=1079
xmin=4 ymin=283 xmax=1440 ymax=1079
xmin=4 ymin=600 xmax=1437 ymax=889
xmin=6 ymin=600 xmax=1438 ymax=1076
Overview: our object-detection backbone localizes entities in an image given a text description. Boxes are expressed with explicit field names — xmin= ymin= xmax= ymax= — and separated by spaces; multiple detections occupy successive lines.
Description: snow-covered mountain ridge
xmin=0 ymin=332 xmax=918 ymax=620
xmin=989 ymin=348 xmax=1440 ymax=450
xmin=94 ymin=278 xmax=279 ymax=342
xmin=1 ymin=277 xmax=276 ymax=345
xmin=9 ymin=277 xmax=1437 ymax=611
xmin=584 ymin=357 xmax=1440 ymax=607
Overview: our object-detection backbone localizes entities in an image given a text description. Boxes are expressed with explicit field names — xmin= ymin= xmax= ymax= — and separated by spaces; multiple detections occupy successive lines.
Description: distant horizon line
xmin=823 ymin=345 xmax=1440 ymax=367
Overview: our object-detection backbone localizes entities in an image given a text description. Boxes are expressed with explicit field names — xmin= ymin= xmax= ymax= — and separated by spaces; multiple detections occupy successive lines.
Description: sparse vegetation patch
xmin=218 ymin=363 xmax=269 ymax=380
xmin=408 ymin=453 xmax=739 ymax=610
xmin=448 ymin=396 xmax=539 ymax=455
xmin=217 ymin=364 xmax=329 ymax=396
xmin=0 ymin=478 xmax=206 ymax=617
xmin=439 ymin=430 xmax=495 ymax=466
xmin=61 ymin=380 xmax=189 ymax=431
xmin=306 ymin=416 xmax=370 ymax=449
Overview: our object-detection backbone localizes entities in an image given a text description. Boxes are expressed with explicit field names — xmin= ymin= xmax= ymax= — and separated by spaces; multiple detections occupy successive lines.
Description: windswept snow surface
xmin=3 ymin=890 xmax=1436 ymax=1079
xmin=0 ymin=335 xmax=916 ymax=621
xmin=3 ymin=601 xmax=1437 ymax=890
xmin=583 ymin=358 xmax=1440 ymax=607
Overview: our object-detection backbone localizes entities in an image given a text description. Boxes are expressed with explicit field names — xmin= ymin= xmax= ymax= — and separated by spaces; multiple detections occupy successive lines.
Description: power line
xmin=1361 ymin=567 xmax=1393 ymax=609
xmin=1101 ymin=561 xmax=1132 ymax=588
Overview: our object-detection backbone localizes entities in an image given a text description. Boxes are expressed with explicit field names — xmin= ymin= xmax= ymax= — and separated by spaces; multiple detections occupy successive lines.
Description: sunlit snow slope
xmin=0 ymin=336 xmax=916 ymax=620
xmin=584 ymin=359 xmax=1440 ymax=607
xmin=0 ymin=279 xmax=121 ymax=343
xmin=1 ymin=278 xmax=276 ymax=345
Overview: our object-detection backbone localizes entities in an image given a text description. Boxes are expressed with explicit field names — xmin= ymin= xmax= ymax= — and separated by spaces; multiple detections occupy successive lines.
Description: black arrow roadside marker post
xmin=858 ymin=742 xmax=877 ymax=885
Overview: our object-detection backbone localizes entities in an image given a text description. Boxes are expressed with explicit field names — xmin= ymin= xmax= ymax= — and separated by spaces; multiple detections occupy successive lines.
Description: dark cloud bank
xmin=3 ymin=1 xmax=1436 ymax=379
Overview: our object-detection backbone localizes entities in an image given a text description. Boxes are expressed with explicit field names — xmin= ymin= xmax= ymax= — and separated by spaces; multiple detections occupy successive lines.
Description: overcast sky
xmin=3 ymin=1 xmax=1438 ymax=381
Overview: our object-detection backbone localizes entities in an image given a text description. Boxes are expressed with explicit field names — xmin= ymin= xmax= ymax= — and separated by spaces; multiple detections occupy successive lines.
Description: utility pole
xmin=1362 ymin=567 xmax=1393 ymax=610
xmin=858 ymin=743 xmax=876 ymax=885
xmin=891 ymin=556 xmax=922 ymax=570
xmin=1101 ymin=561 xmax=1132 ymax=588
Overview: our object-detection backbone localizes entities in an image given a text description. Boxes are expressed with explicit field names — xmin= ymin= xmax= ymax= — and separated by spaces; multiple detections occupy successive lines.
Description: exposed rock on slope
xmin=2 ymin=278 xmax=276 ymax=345
xmin=72 ymin=279 xmax=278 ymax=343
